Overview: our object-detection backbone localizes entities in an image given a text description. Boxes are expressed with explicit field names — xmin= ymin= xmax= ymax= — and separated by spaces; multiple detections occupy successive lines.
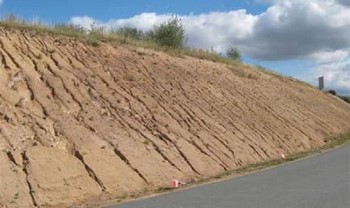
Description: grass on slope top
xmin=0 ymin=16 xmax=319 ymax=92
xmin=0 ymin=15 xmax=236 ymax=65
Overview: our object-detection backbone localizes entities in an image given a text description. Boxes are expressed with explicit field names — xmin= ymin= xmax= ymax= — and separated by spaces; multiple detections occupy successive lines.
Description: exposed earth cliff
xmin=1 ymin=27 xmax=350 ymax=207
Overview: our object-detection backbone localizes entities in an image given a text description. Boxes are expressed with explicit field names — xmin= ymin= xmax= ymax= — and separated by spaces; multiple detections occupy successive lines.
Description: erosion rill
xmin=0 ymin=27 xmax=350 ymax=207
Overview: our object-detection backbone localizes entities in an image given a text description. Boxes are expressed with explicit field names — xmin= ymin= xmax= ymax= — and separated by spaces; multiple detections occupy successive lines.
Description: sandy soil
xmin=0 ymin=27 xmax=350 ymax=207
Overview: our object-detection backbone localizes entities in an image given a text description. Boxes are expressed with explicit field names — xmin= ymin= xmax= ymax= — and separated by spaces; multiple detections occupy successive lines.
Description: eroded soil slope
xmin=1 ymin=27 xmax=350 ymax=208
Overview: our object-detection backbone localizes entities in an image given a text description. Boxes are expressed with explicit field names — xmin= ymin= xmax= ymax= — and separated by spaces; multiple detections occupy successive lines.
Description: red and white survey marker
xmin=172 ymin=179 xmax=186 ymax=188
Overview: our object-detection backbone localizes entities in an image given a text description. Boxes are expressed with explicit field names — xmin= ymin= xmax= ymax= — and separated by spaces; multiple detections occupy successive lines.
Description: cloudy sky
xmin=1 ymin=0 xmax=350 ymax=94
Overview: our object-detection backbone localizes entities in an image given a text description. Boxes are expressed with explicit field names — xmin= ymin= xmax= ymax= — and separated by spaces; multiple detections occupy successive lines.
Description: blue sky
xmin=1 ymin=0 xmax=349 ymax=94
xmin=0 ymin=0 xmax=268 ymax=22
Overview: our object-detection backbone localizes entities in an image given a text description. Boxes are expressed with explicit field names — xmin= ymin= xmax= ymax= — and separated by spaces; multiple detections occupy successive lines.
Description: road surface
xmin=112 ymin=145 xmax=350 ymax=208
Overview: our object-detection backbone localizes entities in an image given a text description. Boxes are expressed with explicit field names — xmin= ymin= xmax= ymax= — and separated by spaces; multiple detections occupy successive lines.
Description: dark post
xmin=318 ymin=76 xmax=324 ymax=90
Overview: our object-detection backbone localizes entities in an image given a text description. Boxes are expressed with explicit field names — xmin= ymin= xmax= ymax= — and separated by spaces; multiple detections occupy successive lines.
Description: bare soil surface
xmin=0 ymin=27 xmax=350 ymax=208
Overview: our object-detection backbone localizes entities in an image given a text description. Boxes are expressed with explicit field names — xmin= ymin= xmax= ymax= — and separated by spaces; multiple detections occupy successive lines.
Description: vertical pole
xmin=318 ymin=76 xmax=324 ymax=90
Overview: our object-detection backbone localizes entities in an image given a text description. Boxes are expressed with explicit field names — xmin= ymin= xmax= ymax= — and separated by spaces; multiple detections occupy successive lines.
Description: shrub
xmin=328 ymin=89 xmax=337 ymax=96
xmin=116 ymin=26 xmax=144 ymax=40
xmin=147 ymin=17 xmax=186 ymax=48
xmin=227 ymin=47 xmax=241 ymax=62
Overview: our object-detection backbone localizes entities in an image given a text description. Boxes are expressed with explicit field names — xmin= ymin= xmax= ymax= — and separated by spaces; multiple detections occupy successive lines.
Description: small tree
xmin=148 ymin=17 xmax=186 ymax=48
xmin=227 ymin=47 xmax=242 ymax=62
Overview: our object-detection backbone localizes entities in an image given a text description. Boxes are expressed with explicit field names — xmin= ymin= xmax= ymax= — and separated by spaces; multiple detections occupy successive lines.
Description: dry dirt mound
xmin=0 ymin=27 xmax=350 ymax=208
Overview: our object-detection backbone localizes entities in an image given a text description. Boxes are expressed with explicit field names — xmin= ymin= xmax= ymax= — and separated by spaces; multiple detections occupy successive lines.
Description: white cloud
xmin=71 ymin=11 xmax=257 ymax=53
xmin=70 ymin=0 xmax=350 ymax=94
xmin=71 ymin=13 xmax=170 ymax=32
xmin=244 ymin=0 xmax=350 ymax=60
xmin=309 ymin=50 xmax=349 ymax=64
xmin=183 ymin=10 xmax=257 ymax=52
xmin=301 ymin=58 xmax=350 ymax=94
xmin=70 ymin=16 xmax=95 ymax=29
xmin=70 ymin=0 xmax=350 ymax=59
xmin=299 ymin=48 xmax=350 ymax=94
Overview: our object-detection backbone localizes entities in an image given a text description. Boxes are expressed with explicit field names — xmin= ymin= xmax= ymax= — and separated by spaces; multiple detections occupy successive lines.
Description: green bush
xmin=227 ymin=47 xmax=241 ymax=62
xmin=147 ymin=17 xmax=186 ymax=48
xmin=328 ymin=89 xmax=337 ymax=96
xmin=116 ymin=26 xmax=144 ymax=40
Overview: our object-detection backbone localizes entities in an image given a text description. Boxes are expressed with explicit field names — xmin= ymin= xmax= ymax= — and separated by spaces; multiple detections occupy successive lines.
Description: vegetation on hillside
xmin=339 ymin=96 xmax=350 ymax=104
xmin=0 ymin=15 xmax=323 ymax=93
xmin=0 ymin=15 xmax=241 ymax=63
xmin=147 ymin=17 xmax=186 ymax=49
xmin=0 ymin=14 xmax=319 ymax=88
xmin=328 ymin=89 xmax=337 ymax=96
xmin=327 ymin=90 xmax=350 ymax=104
xmin=114 ymin=26 xmax=144 ymax=40
xmin=227 ymin=47 xmax=242 ymax=62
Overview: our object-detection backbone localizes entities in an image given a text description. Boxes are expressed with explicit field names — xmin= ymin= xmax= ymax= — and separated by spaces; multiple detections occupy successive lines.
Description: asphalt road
xmin=112 ymin=145 xmax=350 ymax=208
